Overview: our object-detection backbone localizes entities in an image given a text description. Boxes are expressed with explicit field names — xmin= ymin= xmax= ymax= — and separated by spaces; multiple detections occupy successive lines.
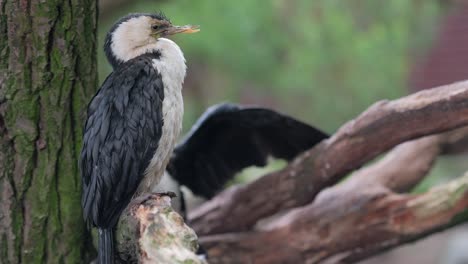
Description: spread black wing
xmin=80 ymin=55 xmax=163 ymax=228
xmin=167 ymin=103 xmax=329 ymax=198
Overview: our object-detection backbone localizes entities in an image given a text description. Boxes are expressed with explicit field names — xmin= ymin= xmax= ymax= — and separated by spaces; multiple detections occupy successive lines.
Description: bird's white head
xmin=104 ymin=13 xmax=199 ymax=68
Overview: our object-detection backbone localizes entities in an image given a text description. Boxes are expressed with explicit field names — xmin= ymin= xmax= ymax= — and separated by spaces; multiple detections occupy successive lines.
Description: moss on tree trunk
xmin=0 ymin=0 xmax=98 ymax=263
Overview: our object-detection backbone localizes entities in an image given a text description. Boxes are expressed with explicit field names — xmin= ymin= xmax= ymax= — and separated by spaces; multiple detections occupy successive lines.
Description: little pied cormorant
xmin=80 ymin=13 xmax=198 ymax=264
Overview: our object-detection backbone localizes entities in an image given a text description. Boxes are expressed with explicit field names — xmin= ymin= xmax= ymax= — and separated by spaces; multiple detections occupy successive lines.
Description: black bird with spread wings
xmin=166 ymin=103 xmax=329 ymax=200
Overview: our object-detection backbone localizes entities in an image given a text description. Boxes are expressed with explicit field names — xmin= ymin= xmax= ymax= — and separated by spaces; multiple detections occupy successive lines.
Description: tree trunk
xmin=0 ymin=1 xmax=98 ymax=263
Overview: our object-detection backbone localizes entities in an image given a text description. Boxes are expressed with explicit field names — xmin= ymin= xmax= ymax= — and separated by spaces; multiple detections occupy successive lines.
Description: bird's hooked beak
xmin=161 ymin=25 xmax=200 ymax=36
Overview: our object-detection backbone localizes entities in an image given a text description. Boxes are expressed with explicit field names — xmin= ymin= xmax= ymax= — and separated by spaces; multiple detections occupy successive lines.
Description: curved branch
xmin=200 ymin=168 xmax=468 ymax=264
xmin=190 ymin=80 xmax=468 ymax=235
xmin=334 ymin=135 xmax=441 ymax=193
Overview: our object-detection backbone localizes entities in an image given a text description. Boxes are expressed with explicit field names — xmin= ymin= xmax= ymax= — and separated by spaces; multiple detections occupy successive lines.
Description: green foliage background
xmin=98 ymin=1 xmax=463 ymax=187
xmin=99 ymin=0 xmax=441 ymax=131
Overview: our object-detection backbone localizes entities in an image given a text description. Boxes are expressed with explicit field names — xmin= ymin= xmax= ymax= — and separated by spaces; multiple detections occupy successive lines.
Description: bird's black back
xmin=80 ymin=53 xmax=164 ymax=228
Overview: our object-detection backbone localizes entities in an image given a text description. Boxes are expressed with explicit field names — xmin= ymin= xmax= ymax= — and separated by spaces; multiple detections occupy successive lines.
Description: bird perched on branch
xmin=80 ymin=13 xmax=199 ymax=264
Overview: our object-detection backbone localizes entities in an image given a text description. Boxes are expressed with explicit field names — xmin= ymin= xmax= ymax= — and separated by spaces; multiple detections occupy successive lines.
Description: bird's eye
xmin=152 ymin=25 xmax=160 ymax=30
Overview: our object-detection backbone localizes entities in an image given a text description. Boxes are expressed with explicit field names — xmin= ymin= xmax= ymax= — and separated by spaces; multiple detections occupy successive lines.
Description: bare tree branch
xmin=200 ymin=173 xmax=468 ymax=264
xmin=189 ymin=80 xmax=468 ymax=236
xmin=199 ymin=129 xmax=468 ymax=263
xmin=337 ymin=135 xmax=441 ymax=193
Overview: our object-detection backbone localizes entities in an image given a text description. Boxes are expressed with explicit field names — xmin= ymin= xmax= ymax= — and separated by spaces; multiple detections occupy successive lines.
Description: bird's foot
xmin=130 ymin=191 xmax=177 ymax=207
xmin=153 ymin=191 xmax=177 ymax=198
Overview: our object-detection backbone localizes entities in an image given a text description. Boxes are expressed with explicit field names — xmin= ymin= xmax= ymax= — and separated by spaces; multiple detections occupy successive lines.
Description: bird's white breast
xmin=137 ymin=38 xmax=186 ymax=194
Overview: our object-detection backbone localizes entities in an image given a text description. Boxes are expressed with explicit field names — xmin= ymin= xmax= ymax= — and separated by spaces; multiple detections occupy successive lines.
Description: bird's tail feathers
xmin=98 ymin=228 xmax=114 ymax=264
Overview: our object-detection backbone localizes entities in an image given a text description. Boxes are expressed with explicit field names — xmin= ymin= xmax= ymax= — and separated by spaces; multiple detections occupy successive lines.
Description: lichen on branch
xmin=116 ymin=194 xmax=205 ymax=264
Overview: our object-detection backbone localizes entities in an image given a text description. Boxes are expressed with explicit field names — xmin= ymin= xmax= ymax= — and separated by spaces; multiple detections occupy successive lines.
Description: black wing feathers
xmin=167 ymin=103 xmax=329 ymax=198
xmin=80 ymin=55 xmax=163 ymax=228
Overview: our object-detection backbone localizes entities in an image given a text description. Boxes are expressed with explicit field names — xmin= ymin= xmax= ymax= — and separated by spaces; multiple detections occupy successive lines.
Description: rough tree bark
xmin=0 ymin=1 xmax=98 ymax=263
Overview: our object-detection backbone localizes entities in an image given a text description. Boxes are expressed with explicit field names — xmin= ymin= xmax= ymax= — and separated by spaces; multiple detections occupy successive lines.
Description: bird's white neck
xmin=152 ymin=38 xmax=187 ymax=87
xmin=111 ymin=36 xmax=187 ymax=85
